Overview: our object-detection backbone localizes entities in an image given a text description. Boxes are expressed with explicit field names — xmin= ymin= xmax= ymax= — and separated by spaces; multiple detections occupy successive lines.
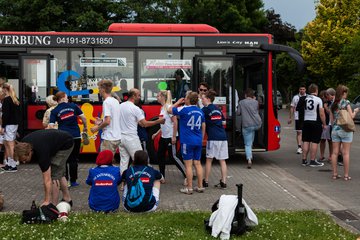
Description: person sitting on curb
xmin=86 ymin=150 xmax=122 ymax=212
xmin=122 ymin=150 xmax=164 ymax=212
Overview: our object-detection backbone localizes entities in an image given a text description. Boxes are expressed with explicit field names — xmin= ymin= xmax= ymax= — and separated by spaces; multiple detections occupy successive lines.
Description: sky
xmin=262 ymin=0 xmax=317 ymax=30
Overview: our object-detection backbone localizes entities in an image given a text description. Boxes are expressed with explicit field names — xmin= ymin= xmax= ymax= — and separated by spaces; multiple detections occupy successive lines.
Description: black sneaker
xmin=202 ymin=179 xmax=209 ymax=188
xmin=214 ymin=180 xmax=227 ymax=189
xmin=1 ymin=165 xmax=17 ymax=172
xmin=302 ymin=160 xmax=308 ymax=166
xmin=309 ymin=160 xmax=324 ymax=167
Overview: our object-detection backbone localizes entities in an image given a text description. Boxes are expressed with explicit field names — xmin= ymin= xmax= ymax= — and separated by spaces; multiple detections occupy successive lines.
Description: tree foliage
xmin=263 ymin=9 xmax=296 ymax=45
xmin=302 ymin=0 xmax=360 ymax=88
xmin=175 ymin=0 xmax=268 ymax=33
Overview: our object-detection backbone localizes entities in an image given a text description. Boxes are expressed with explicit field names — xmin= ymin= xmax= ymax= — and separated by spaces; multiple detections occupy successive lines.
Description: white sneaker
xmin=16 ymin=160 xmax=20 ymax=166
xmin=296 ymin=147 xmax=303 ymax=154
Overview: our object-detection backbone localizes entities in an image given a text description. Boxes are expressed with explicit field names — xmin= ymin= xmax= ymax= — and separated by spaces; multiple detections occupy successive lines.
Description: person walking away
xmin=118 ymin=88 xmax=164 ymax=175
xmin=168 ymin=91 xmax=206 ymax=194
xmin=86 ymin=150 xmax=121 ymax=212
xmin=42 ymin=95 xmax=58 ymax=129
xmin=49 ymin=91 xmax=87 ymax=187
xmin=152 ymin=90 xmax=186 ymax=182
xmin=301 ymin=84 xmax=326 ymax=167
xmin=201 ymin=89 xmax=228 ymax=188
xmin=329 ymin=85 xmax=359 ymax=180
xmin=14 ymin=129 xmax=74 ymax=206
xmin=288 ymin=85 xmax=307 ymax=154
xmin=237 ymin=88 xmax=262 ymax=169
xmin=319 ymin=90 xmax=332 ymax=162
xmin=0 ymin=83 xmax=20 ymax=172
xmin=122 ymin=150 xmax=164 ymax=212
xmin=90 ymin=79 xmax=121 ymax=163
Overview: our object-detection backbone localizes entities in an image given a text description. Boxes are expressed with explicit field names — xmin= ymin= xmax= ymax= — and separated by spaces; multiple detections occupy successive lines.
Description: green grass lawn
xmin=0 ymin=210 xmax=357 ymax=240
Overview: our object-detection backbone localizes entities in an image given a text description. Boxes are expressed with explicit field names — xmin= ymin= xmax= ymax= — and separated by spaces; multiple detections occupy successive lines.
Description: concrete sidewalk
xmin=0 ymin=155 xmax=344 ymax=213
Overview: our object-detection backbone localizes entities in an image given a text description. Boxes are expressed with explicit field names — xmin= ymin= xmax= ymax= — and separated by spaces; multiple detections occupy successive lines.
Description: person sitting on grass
xmin=122 ymin=150 xmax=164 ymax=212
xmin=86 ymin=150 xmax=121 ymax=212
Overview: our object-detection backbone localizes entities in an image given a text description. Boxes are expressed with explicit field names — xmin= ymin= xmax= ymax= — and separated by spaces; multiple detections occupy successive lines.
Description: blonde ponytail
xmin=3 ymin=83 xmax=20 ymax=106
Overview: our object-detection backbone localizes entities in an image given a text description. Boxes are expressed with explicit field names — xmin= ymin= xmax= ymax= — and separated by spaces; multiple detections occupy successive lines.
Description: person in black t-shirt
xmin=14 ymin=129 xmax=74 ymax=207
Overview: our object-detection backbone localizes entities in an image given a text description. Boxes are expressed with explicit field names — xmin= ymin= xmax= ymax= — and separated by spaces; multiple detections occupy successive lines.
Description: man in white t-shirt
xmin=288 ymin=85 xmax=307 ymax=154
xmin=118 ymin=88 xmax=164 ymax=174
xmin=91 ymin=79 xmax=121 ymax=162
xmin=301 ymin=84 xmax=326 ymax=167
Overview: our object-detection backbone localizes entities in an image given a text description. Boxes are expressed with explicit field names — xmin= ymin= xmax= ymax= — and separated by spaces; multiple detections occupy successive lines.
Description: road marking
xmin=261 ymin=171 xmax=298 ymax=199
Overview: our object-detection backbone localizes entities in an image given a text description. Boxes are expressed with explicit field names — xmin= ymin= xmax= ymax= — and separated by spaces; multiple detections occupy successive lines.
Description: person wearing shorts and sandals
xmin=90 ymin=79 xmax=121 ymax=162
xmin=122 ymin=150 xmax=164 ymax=212
xmin=329 ymin=85 xmax=359 ymax=181
xmin=0 ymin=83 xmax=20 ymax=172
xmin=288 ymin=85 xmax=307 ymax=154
xmin=201 ymin=89 xmax=228 ymax=189
xmin=14 ymin=129 xmax=74 ymax=207
xmin=168 ymin=91 xmax=206 ymax=194
xmin=301 ymin=84 xmax=326 ymax=167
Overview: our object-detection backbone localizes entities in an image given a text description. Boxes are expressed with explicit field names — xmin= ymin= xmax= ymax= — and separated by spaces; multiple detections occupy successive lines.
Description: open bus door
xmin=19 ymin=54 xmax=51 ymax=136
xmin=193 ymin=55 xmax=267 ymax=154
xmin=193 ymin=55 xmax=237 ymax=154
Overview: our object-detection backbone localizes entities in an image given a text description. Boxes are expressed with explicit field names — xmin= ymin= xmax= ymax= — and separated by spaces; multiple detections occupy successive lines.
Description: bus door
xmin=19 ymin=54 xmax=51 ymax=135
xmin=193 ymin=56 xmax=236 ymax=152
xmin=232 ymin=55 xmax=267 ymax=152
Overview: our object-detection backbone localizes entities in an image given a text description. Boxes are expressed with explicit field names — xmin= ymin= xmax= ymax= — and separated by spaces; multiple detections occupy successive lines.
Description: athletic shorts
xmin=206 ymin=140 xmax=229 ymax=160
xmin=100 ymin=139 xmax=121 ymax=158
xmin=4 ymin=125 xmax=18 ymax=141
xmin=123 ymin=186 xmax=160 ymax=212
xmin=295 ymin=120 xmax=303 ymax=131
xmin=331 ymin=128 xmax=353 ymax=143
xmin=181 ymin=143 xmax=202 ymax=161
xmin=302 ymin=121 xmax=322 ymax=144
xmin=51 ymin=145 xmax=74 ymax=180
xmin=321 ymin=125 xmax=332 ymax=140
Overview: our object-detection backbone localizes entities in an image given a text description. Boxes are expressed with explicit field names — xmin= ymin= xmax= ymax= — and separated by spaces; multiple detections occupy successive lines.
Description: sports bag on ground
xmin=22 ymin=203 xmax=59 ymax=224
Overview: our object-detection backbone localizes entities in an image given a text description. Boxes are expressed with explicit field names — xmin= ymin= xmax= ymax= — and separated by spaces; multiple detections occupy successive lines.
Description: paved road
xmin=0 ymin=107 xmax=359 ymax=232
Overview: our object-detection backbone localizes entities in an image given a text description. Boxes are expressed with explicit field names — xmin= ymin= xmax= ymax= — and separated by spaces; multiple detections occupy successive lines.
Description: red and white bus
xmin=0 ymin=23 xmax=303 ymax=156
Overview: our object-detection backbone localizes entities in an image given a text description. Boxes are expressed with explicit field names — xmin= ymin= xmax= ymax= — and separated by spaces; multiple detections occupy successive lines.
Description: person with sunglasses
xmin=197 ymin=82 xmax=209 ymax=108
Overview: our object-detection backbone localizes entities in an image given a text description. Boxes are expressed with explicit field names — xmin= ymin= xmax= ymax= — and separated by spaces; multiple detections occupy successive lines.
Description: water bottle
xmin=31 ymin=200 xmax=36 ymax=210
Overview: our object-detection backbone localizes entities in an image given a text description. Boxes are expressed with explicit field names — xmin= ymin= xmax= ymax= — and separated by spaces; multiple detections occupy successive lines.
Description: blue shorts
xmin=181 ymin=143 xmax=202 ymax=161
xmin=331 ymin=128 xmax=353 ymax=143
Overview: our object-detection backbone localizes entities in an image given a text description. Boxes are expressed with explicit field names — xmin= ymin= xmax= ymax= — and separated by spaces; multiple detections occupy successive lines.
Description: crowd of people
xmin=289 ymin=84 xmax=359 ymax=180
xmin=4 ymin=74 xmax=356 ymax=214
xmin=0 ymin=76 xmax=246 ymax=213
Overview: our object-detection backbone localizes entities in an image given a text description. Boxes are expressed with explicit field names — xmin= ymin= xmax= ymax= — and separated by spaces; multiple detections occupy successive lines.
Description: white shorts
xmin=0 ymin=134 xmax=3 ymax=144
xmin=206 ymin=140 xmax=229 ymax=160
xmin=123 ymin=186 xmax=160 ymax=212
xmin=4 ymin=125 xmax=18 ymax=141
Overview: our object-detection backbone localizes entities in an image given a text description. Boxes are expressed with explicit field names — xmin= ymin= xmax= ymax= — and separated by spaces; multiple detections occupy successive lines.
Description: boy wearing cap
xmin=86 ymin=150 xmax=122 ymax=212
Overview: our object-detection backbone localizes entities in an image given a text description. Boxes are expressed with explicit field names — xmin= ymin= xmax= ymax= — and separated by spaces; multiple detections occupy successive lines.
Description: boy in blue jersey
xmin=86 ymin=150 xmax=122 ymax=212
xmin=168 ymin=91 xmax=206 ymax=194
xmin=201 ymin=90 xmax=228 ymax=189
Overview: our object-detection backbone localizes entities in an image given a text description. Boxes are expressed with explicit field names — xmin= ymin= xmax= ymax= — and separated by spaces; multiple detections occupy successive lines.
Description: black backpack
xmin=22 ymin=203 xmax=59 ymax=224
xmin=295 ymin=95 xmax=307 ymax=120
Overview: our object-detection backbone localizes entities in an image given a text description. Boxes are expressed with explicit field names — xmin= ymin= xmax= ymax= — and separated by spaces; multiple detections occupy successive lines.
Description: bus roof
xmin=108 ymin=23 xmax=220 ymax=33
